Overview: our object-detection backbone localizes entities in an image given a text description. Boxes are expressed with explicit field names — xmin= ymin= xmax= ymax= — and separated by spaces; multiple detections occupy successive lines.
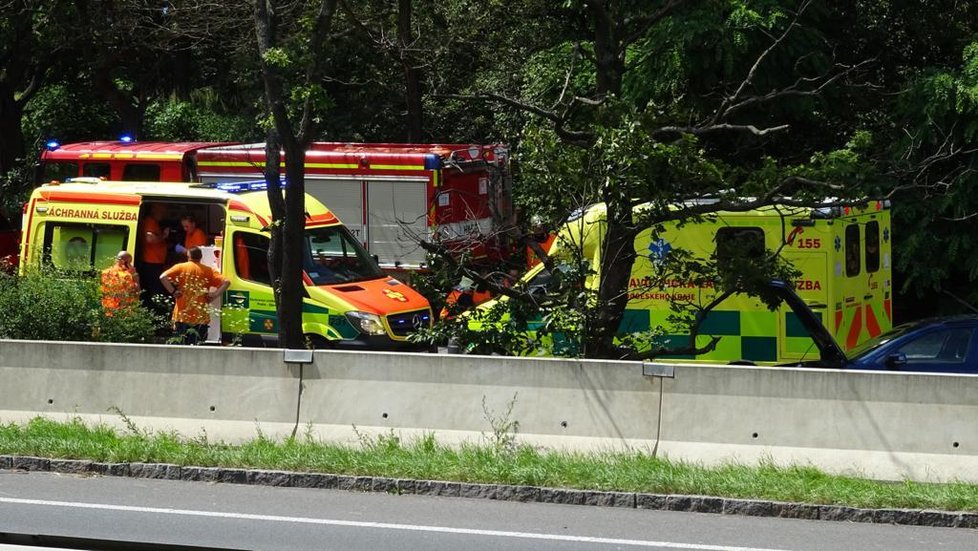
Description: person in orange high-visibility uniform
xmin=525 ymin=216 xmax=556 ymax=269
xmin=100 ymin=251 xmax=140 ymax=315
xmin=439 ymin=276 xmax=493 ymax=320
xmin=176 ymin=214 xmax=208 ymax=257
xmin=137 ymin=203 xmax=170 ymax=311
xmin=160 ymin=246 xmax=230 ymax=345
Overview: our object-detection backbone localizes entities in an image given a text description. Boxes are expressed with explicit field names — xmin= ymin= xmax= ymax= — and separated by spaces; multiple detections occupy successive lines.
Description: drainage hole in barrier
xmin=560 ymin=421 xmax=568 ymax=428
xmin=751 ymin=432 xmax=759 ymax=439
xmin=47 ymin=399 xmax=54 ymax=405
xmin=953 ymin=441 xmax=960 ymax=448
xmin=209 ymin=406 xmax=216 ymax=412
xmin=382 ymin=412 xmax=389 ymax=419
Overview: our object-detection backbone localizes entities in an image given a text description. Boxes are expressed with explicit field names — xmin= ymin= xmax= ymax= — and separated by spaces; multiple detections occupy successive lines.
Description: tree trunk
xmin=278 ymin=140 xmax=307 ymax=349
xmin=589 ymin=1 xmax=624 ymax=96
xmin=587 ymin=0 xmax=633 ymax=357
xmin=589 ymin=199 xmax=636 ymax=357
xmin=399 ymin=0 xmax=423 ymax=141
xmin=263 ymin=131 xmax=284 ymax=309
xmin=255 ymin=0 xmax=337 ymax=349
xmin=94 ymin=70 xmax=144 ymax=139
xmin=0 ymin=85 xmax=25 ymax=175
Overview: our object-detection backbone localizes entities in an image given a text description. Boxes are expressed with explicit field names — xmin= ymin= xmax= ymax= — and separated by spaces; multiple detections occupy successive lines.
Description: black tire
xmin=305 ymin=334 xmax=334 ymax=350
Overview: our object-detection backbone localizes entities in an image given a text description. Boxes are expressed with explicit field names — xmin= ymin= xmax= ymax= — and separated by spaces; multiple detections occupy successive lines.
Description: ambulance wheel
xmin=728 ymin=360 xmax=756 ymax=366
xmin=305 ymin=334 xmax=334 ymax=350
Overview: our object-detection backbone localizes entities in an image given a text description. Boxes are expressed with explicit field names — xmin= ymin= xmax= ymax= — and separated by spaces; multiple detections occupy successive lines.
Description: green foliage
xmin=144 ymin=98 xmax=256 ymax=142
xmin=0 ymin=268 xmax=163 ymax=343
xmin=22 ymin=84 xmax=116 ymax=146
xmin=887 ymin=40 xmax=978 ymax=313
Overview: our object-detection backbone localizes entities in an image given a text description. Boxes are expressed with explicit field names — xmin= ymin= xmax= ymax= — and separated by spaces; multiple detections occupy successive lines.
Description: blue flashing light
xmin=423 ymin=153 xmax=442 ymax=170
xmin=209 ymin=178 xmax=288 ymax=193
xmin=119 ymin=134 xmax=134 ymax=143
xmin=45 ymin=140 xmax=60 ymax=151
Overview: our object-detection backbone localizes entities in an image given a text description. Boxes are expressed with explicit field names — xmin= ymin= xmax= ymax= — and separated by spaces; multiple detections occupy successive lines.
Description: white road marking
xmin=0 ymin=496 xmax=791 ymax=551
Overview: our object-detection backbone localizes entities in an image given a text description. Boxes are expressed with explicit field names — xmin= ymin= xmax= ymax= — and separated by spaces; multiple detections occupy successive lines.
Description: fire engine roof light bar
xmin=119 ymin=134 xmax=135 ymax=143
xmin=424 ymin=153 xmax=442 ymax=170
xmin=45 ymin=140 xmax=60 ymax=151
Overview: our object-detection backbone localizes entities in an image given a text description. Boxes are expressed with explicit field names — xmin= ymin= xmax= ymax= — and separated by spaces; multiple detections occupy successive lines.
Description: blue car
xmin=833 ymin=317 xmax=978 ymax=373
xmin=770 ymin=280 xmax=978 ymax=373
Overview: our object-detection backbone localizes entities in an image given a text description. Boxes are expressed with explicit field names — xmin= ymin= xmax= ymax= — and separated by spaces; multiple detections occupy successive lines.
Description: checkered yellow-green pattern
xmin=625 ymin=307 xmax=779 ymax=362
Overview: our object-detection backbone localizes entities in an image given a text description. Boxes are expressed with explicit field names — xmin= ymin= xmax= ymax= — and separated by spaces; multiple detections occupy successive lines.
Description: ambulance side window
xmin=82 ymin=163 xmax=111 ymax=179
xmin=845 ymin=224 xmax=860 ymax=277
xmin=234 ymin=232 xmax=271 ymax=286
xmin=43 ymin=223 xmax=129 ymax=272
xmin=715 ymin=227 xmax=765 ymax=269
xmin=865 ymin=221 xmax=880 ymax=273
xmin=122 ymin=164 xmax=161 ymax=181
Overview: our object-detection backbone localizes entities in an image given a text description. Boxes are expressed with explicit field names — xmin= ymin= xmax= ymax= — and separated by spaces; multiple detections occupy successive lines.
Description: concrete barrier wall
xmin=297 ymin=351 xmax=661 ymax=449
xmin=657 ymin=363 xmax=978 ymax=482
xmin=0 ymin=340 xmax=302 ymax=440
xmin=1 ymin=339 xmax=977 ymax=482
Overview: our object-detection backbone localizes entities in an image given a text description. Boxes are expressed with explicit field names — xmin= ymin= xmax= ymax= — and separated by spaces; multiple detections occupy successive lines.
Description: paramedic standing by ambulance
xmin=101 ymin=251 xmax=140 ymax=314
xmin=138 ymin=203 xmax=170 ymax=310
xmin=176 ymin=214 xmax=208 ymax=257
xmin=160 ymin=246 xmax=230 ymax=345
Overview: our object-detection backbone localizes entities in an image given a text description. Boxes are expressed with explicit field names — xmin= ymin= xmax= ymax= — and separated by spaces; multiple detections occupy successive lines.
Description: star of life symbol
xmin=834 ymin=236 xmax=842 ymax=251
xmin=384 ymin=289 xmax=408 ymax=302
xmin=648 ymin=238 xmax=672 ymax=266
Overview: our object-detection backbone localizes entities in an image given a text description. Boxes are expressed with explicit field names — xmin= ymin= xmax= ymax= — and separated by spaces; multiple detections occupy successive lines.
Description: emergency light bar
xmin=193 ymin=178 xmax=288 ymax=193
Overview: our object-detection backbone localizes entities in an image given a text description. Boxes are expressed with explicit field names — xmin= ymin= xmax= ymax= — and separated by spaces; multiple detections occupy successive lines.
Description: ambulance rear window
xmin=845 ymin=224 xmax=860 ymax=277
xmin=865 ymin=221 xmax=880 ymax=273
xmin=846 ymin=224 xmax=862 ymax=277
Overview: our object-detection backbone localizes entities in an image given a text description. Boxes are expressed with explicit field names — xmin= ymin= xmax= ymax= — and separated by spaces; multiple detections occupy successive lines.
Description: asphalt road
xmin=0 ymin=470 xmax=975 ymax=551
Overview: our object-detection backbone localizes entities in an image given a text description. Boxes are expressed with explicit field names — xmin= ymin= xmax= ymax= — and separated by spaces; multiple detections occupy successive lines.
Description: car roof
xmin=893 ymin=315 xmax=978 ymax=332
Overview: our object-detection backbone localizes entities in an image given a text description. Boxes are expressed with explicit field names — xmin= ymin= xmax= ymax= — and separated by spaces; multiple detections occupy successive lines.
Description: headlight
xmin=345 ymin=311 xmax=387 ymax=336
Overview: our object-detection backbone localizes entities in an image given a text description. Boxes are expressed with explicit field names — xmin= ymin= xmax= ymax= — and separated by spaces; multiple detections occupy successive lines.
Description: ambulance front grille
xmin=387 ymin=309 xmax=432 ymax=337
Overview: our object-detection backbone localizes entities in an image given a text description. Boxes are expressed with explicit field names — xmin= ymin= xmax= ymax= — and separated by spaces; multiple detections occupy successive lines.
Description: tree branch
xmin=712 ymin=0 xmax=812 ymax=125
xmin=436 ymin=91 xmax=596 ymax=146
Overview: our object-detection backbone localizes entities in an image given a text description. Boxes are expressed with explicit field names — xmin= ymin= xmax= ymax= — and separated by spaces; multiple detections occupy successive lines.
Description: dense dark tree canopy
xmin=2 ymin=1 xmax=977 ymax=353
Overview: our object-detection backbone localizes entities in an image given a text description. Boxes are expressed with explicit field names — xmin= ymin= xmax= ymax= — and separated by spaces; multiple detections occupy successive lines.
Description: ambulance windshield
xmin=303 ymin=226 xmax=383 ymax=285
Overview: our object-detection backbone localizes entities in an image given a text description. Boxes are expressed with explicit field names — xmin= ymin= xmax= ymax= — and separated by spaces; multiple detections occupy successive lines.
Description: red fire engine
xmin=37 ymin=140 xmax=513 ymax=271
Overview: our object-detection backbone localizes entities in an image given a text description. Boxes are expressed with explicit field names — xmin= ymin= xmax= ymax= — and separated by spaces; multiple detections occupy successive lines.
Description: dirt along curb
xmin=2 ymin=454 xmax=976 ymax=529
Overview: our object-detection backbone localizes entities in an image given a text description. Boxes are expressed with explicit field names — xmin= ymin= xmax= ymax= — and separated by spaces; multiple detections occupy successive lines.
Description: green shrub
xmin=0 ymin=269 xmax=164 ymax=343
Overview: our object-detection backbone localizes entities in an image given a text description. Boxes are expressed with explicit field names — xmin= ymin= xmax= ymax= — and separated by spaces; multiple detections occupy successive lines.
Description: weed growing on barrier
xmin=2 ymin=416 xmax=978 ymax=512
xmin=482 ymin=393 xmax=520 ymax=453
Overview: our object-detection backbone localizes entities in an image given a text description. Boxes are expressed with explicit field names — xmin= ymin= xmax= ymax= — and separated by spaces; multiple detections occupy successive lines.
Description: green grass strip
xmin=2 ymin=417 xmax=977 ymax=512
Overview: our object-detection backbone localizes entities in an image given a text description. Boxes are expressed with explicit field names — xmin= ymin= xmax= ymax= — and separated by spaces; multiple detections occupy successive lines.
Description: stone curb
xmin=3 ymin=454 xmax=975 ymax=529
